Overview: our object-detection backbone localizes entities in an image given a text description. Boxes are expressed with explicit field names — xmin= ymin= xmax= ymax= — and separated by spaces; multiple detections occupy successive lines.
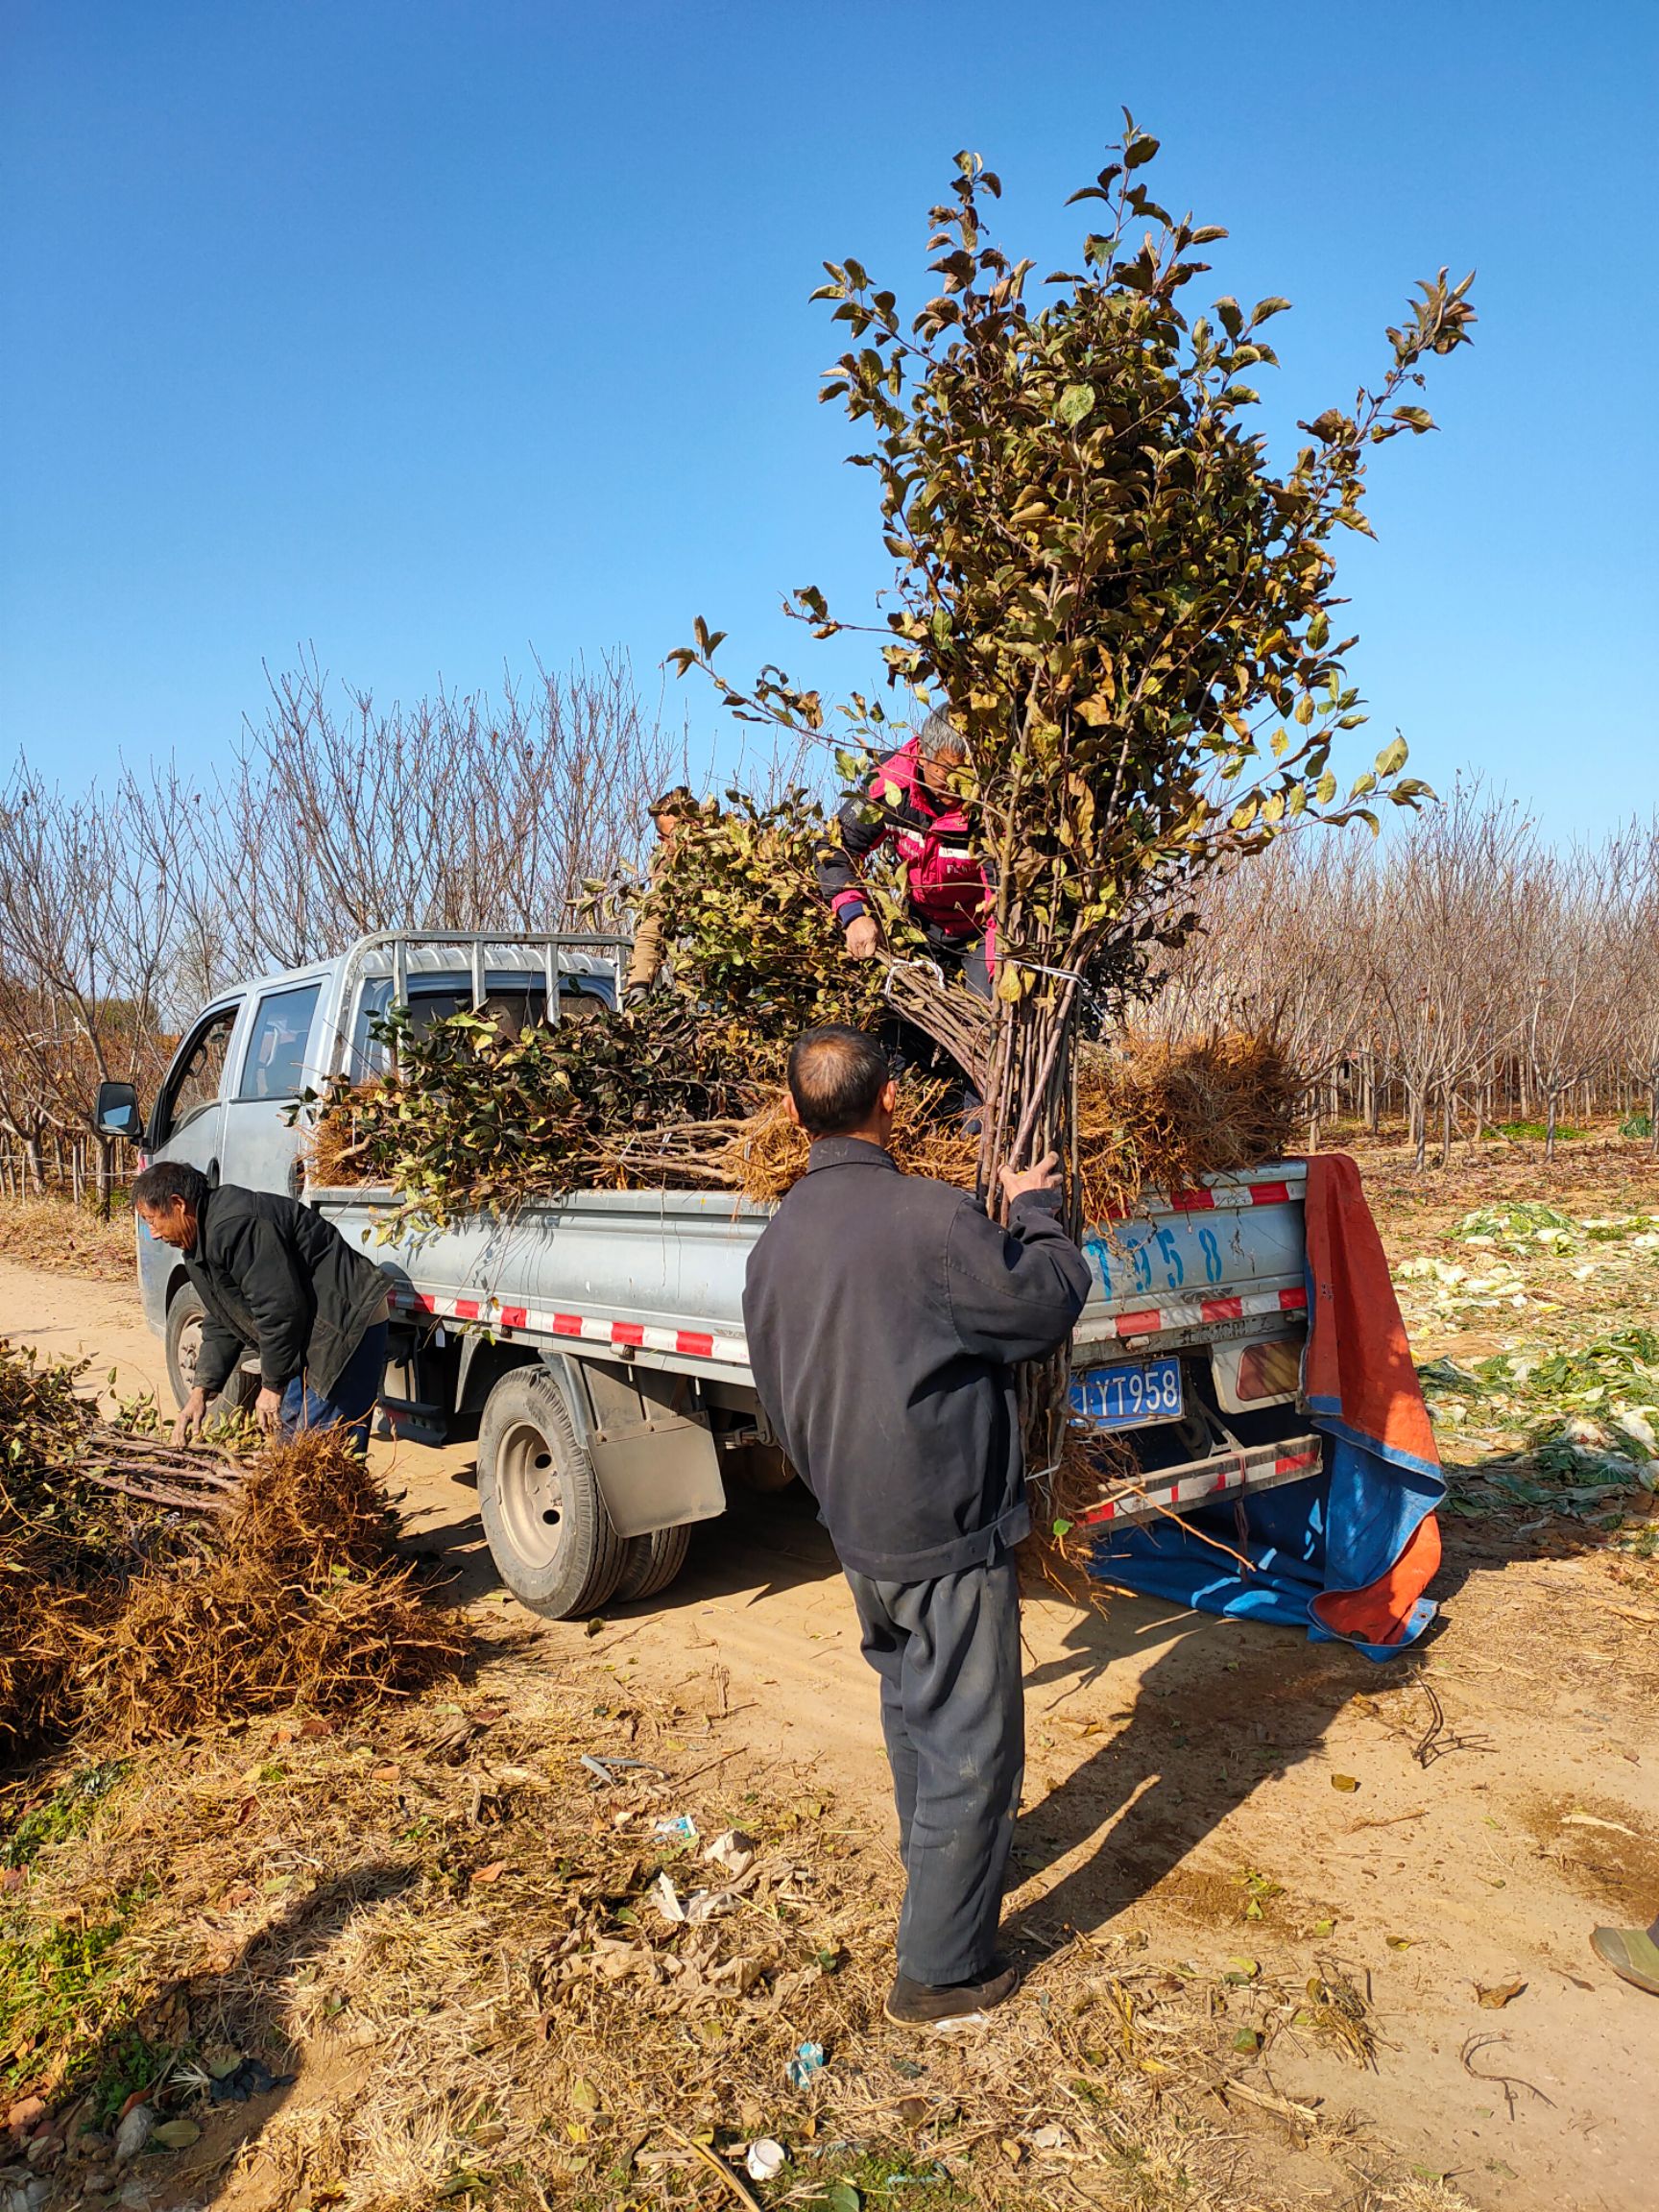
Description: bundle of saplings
xmin=0 ymin=1339 xmax=466 ymax=1763
xmin=673 ymin=119 xmax=1474 ymax=1462
xmin=304 ymin=790 xmax=926 ymax=1224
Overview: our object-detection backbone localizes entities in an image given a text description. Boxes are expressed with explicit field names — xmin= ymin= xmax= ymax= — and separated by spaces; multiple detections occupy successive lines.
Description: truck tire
xmin=476 ymin=1364 xmax=626 ymax=1620
xmin=613 ymin=1523 xmax=691 ymax=1604
xmin=165 ymin=1284 xmax=259 ymax=1417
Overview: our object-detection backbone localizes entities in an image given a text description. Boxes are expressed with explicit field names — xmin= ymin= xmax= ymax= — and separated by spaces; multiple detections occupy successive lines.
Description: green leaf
xmin=1056 ymin=382 xmax=1095 ymax=427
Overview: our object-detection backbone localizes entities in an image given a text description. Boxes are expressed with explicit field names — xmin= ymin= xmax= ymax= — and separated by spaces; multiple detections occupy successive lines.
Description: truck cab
xmin=101 ymin=931 xmax=620 ymax=1405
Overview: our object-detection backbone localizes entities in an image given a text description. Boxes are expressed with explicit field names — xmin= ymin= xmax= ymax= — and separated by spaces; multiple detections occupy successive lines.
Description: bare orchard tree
xmin=1513 ymin=841 xmax=1623 ymax=1161
xmin=0 ymin=762 xmax=187 ymax=1198
xmin=1605 ymin=815 xmax=1659 ymax=1158
xmin=204 ymin=650 xmax=681 ymax=974
xmin=1149 ymin=833 xmax=1373 ymax=1146
xmin=1349 ymin=783 xmax=1531 ymax=1167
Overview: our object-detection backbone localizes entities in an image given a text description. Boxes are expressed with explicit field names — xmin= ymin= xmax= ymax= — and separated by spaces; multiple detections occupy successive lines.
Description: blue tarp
xmin=1087 ymin=1437 xmax=1444 ymax=1663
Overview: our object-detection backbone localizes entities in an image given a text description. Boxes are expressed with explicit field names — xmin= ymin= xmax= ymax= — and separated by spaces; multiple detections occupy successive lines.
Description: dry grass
xmin=0 ymin=1194 xmax=133 ymax=1281
xmin=301 ymin=1095 xmax=378 ymax=1190
xmin=1073 ymin=1030 xmax=1300 ymax=1223
xmin=0 ymin=1650 xmax=1443 ymax=2212
xmin=730 ymin=1033 xmax=1295 ymax=1214
xmin=725 ymin=1077 xmax=974 ymax=1203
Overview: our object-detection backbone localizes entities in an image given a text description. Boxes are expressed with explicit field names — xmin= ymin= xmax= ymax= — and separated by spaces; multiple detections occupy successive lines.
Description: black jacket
xmin=184 ymin=1185 xmax=391 ymax=1399
xmin=742 ymin=1138 xmax=1092 ymax=1580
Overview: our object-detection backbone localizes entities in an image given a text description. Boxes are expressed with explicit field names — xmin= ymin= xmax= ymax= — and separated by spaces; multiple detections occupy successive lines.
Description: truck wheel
xmin=613 ymin=1523 xmax=692 ymax=1604
xmin=476 ymin=1365 xmax=625 ymax=1620
xmin=165 ymin=1285 xmax=258 ymax=1416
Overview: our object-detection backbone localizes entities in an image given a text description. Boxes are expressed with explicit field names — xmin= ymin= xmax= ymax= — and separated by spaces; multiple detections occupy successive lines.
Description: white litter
xmin=744 ymin=2139 xmax=786 ymax=2181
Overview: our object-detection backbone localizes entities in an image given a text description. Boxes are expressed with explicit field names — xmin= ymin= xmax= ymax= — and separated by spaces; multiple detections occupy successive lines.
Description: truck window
xmin=237 ymin=982 xmax=322 ymax=1101
xmin=347 ymin=976 xmax=612 ymax=1078
xmin=156 ymin=1004 xmax=239 ymax=1141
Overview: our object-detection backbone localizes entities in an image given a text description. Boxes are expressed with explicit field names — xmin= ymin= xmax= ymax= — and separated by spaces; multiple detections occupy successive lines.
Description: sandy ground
xmin=4 ymin=1252 xmax=1659 ymax=2210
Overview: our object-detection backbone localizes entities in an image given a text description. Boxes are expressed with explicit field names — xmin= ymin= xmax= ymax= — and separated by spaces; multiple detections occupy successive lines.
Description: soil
xmin=3 ymin=1142 xmax=1657 ymax=2211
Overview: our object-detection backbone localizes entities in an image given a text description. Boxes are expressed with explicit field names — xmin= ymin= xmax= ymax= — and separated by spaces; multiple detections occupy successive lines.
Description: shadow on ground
xmin=16 ymin=1862 xmax=417 ymax=2208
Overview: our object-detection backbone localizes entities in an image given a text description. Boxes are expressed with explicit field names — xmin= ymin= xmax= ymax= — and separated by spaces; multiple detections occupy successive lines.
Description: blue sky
xmin=2 ymin=1 xmax=1654 ymax=830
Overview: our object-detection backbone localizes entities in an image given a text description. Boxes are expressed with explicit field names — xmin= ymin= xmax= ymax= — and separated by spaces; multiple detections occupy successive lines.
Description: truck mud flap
xmin=560 ymin=1356 xmax=727 ymax=1538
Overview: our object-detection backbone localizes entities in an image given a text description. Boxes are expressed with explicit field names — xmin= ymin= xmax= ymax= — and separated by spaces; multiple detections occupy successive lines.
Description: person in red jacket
xmin=816 ymin=711 xmax=994 ymax=998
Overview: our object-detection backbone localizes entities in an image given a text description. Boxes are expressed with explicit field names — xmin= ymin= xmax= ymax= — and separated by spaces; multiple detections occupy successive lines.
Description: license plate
xmin=1070 ymin=1356 xmax=1184 ymax=1430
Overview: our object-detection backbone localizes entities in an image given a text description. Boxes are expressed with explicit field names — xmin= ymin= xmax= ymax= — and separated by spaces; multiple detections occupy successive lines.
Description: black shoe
xmin=882 ymin=1960 xmax=1020 ymax=2029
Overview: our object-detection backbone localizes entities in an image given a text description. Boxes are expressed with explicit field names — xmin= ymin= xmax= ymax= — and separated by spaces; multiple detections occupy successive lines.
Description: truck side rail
xmin=315 ymin=1160 xmax=1308 ymax=1390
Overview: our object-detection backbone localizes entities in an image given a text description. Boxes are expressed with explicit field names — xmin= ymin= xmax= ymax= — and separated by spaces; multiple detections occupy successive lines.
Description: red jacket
xmin=816 ymin=741 xmax=992 ymax=943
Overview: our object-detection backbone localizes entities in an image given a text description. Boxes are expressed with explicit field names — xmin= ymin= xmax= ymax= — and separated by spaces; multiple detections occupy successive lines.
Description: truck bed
xmin=314 ymin=1164 xmax=1321 ymax=1529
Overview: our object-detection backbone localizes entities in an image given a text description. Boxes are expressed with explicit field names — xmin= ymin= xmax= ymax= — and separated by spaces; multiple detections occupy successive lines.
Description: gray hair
xmin=132 ymin=1159 xmax=210 ymax=1213
xmin=918 ymin=709 xmax=968 ymax=762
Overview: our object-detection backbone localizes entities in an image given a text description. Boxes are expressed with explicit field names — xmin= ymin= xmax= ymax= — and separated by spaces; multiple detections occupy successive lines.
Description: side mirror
xmin=95 ymin=1080 xmax=144 ymax=1143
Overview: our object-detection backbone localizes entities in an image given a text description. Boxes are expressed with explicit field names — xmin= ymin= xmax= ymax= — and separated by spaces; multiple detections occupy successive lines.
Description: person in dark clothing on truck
xmin=743 ymin=1026 xmax=1091 ymax=2029
xmin=131 ymin=1161 xmax=391 ymax=1450
xmin=623 ymin=783 xmax=699 ymax=1004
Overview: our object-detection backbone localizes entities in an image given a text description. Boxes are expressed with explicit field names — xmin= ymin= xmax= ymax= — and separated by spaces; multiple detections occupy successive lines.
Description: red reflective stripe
xmin=1274 ymin=1449 xmax=1321 ymax=1477
xmin=1117 ymin=1309 xmax=1162 ymax=1336
xmin=676 ymin=1331 xmax=714 ymax=1358
xmin=552 ymin=1313 xmax=584 ymax=1337
xmin=413 ymin=1293 xmax=438 ymax=1314
xmin=1279 ymin=1286 xmax=1309 ymax=1312
xmin=1249 ymin=1181 xmax=1291 ymax=1207
xmin=611 ymin=1321 xmax=645 ymax=1347
xmin=499 ymin=1306 xmax=527 ymax=1329
xmin=1166 ymin=1187 xmax=1215 ymax=1212
xmin=452 ymin=1298 xmax=479 ymax=1320
xmin=1200 ymin=1295 xmax=1243 ymax=1322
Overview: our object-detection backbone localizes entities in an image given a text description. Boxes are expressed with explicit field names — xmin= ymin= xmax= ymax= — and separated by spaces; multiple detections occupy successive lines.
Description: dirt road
xmin=5 ymin=1253 xmax=1657 ymax=2210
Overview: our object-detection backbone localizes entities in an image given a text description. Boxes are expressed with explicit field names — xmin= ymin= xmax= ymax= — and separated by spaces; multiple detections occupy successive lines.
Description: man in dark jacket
xmin=132 ymin=1162 xmax=391 ymax=1449
xmin=743 ymin=1026 xmax=1091 ymax=2028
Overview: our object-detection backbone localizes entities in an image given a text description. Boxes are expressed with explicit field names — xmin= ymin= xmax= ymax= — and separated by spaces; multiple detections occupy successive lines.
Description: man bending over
xmin=132 ymin=1161 xmax=391 ymax=1450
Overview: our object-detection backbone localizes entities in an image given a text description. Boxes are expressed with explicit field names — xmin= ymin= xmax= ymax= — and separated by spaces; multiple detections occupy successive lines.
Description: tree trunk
xmin=977 ymin=979 xmax=1080 ymax=1485
xmin=1545 ymin=1091 xmax=1557 ymax=1163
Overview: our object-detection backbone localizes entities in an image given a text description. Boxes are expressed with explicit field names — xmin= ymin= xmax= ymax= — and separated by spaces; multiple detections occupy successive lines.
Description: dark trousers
xmin=843 ymin=1554 xmax=1024 ymax=1986
xmin=279 ymin=1320 xmax=389 ymax=1454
